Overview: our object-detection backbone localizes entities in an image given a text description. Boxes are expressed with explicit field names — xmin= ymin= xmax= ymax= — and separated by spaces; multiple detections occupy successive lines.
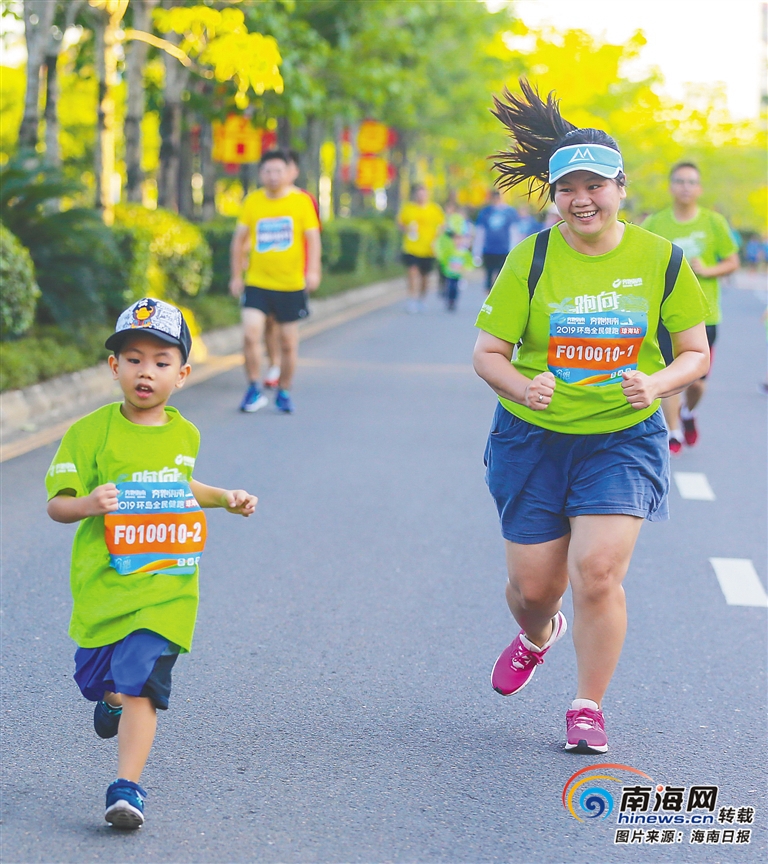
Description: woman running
xmin=473 ymin=81 xmax=710 ymax=754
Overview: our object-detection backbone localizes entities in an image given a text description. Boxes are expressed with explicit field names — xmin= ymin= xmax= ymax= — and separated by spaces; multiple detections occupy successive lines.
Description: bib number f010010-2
xmin=104 ymin=481 xmax=207 ymax=576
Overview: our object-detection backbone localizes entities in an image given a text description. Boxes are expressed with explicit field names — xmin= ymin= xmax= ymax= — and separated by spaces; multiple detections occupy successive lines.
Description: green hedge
xmin=200 ymin=218 xmax=237 ymax=295
xmin=0 ymin=222 xmax=39 ymax=339
xmin=0 ymin=324 xmax=112 ymax=392
xmin=115 ymin=204 xmax=212 ymax=302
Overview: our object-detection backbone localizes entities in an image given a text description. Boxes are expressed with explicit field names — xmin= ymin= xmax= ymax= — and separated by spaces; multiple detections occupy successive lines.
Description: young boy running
xmin=644 ymin=163 xmax=739 ymax=451
xmin=45 ymin=298 xmax=258 ymax=830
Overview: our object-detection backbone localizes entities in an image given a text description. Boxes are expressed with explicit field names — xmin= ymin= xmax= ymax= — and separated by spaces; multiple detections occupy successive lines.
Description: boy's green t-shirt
xmin=475 ymin=222 xmax=710 ymax=435
xmin=436 ymin=235 xmax=473 ymax=278
xmin=642 ymin=207 xmax=737 ymax=325
xmin=45 ymin=403 xmax=202 ymax=651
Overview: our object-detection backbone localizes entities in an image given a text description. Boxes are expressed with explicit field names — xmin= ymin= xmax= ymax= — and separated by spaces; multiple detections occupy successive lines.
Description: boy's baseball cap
xmin=548 ymin=143 xmax=623 ymax=184
xmin=105 ymin=298 xmax=192 ymax=363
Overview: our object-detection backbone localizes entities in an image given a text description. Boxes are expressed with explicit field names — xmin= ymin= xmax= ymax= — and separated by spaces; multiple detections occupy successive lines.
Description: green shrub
xmin=326 ymin=219 xmax=378 ymax=273
xmin=184 ymin=292 xmax=241 ymax=331
xmin=0 ymin=222 xmax=40 ymax=339
xmin=0 ymin=324 xmax=112 ymax=392
xmin=200 ymin=218 xmax=237 ymax=295
xmin=367 ymin=218 xmax=401 ymax=266
xmin=320 ymin=221 xmax=342 ymax=271
xmin=109 ymin=223 xmax=154 ymax=316
xmin=0 ymin=159 xmax=123 ymax=328
xmin=115 ymin=204 xmax=212 ymax=302
xmin=321 ymin=217 xmax=398 ymax=273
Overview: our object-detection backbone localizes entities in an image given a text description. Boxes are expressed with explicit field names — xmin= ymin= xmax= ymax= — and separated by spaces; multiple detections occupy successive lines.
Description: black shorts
xmin=242 ymin=286 xmax=309 ymax=323
xmin=401 ymin=254 xmax=436 ymax=275
xmin=658 ymin=323 xmax=717 ymax=378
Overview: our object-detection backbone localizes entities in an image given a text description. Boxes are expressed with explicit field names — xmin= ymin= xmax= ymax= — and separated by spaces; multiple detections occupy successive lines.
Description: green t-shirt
xmin=436 ymin=235 xmax=473 ymax=278
xmin=642 ymin=207 xmax=737 ymax=325
xmin=475 ymin=222 xmax=710 ymax=435
xmin=45 ymin=403 xmax=202 ymax=651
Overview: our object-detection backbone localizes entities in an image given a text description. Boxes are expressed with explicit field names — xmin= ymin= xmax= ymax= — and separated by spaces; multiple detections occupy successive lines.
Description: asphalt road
xmin=2 ymin=271 xmax=766 ymax=863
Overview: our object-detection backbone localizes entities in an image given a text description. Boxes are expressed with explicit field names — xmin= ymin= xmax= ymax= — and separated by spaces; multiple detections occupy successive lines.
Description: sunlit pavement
xmin=1 ymin=271 xmax=765 ymax=862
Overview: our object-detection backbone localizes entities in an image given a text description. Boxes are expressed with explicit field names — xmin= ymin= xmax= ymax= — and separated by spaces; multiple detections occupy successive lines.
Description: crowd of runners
xmin=42 ymin=77 xmax=746 ymax=828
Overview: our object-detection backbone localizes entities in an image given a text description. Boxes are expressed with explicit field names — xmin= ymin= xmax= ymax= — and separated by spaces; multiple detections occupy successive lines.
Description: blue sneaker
xmin=240 ymin=382 xmax=268 ymax=413
xmin=105 ymin=779 xmax=146 ymax=829
xmin=93 ymin=700 xmax=122 ymax=739
xmin=275 ymin=390 xmax=294 ymax=413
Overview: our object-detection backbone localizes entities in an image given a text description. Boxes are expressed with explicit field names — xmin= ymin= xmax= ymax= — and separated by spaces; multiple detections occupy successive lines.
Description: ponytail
xmin=491 ymin=78 xmax=624 ymax=200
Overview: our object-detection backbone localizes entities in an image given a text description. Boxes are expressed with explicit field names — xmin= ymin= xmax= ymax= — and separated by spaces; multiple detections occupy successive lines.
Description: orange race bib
xmin=548 ymin=311 xmax=647 ymax=386
xmin=104 ymin=482 xmax=207 ymax=576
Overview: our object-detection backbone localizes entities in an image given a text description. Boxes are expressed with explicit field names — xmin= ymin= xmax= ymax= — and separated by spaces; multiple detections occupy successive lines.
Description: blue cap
xmin=548 ymin=143 xmax=623 ymax=184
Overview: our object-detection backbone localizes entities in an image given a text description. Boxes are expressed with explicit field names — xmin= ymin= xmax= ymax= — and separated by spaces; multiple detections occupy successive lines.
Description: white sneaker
xmin=263 ymin=365 xmax=280 ymax=389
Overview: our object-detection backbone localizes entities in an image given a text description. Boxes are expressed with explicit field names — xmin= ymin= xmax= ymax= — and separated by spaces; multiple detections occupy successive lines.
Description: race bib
xmin=256 ymin=217 xmax=293 ymax=253
xmin=548 ymin=311 xmax=647 ymax=386
xmin=104 ymin=482 xmax=207 ymax=576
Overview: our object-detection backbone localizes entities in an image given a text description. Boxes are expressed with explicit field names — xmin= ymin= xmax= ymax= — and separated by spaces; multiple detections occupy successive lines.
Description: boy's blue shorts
xmin=484 ymin=403 xmax=669 ymax=545
xmin=74 ymin=630 xmax=179 ymax=710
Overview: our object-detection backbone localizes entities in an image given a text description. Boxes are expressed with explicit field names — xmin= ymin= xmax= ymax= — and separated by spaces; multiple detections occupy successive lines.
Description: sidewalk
xmin=0 ymin=277 xmax=406 ymax=462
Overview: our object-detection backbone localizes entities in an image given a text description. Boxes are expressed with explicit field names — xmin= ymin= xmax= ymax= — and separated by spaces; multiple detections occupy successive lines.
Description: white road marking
xmin=673 ymin=472 xmax=716 ymax=501
xmin=710 ymin=558 xmax=768 ymax=607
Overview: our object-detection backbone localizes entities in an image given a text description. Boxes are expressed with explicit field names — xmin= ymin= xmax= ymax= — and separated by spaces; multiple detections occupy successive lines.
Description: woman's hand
xmin=524 ymin=371 xmax=556 ymax=410
xmin=621 ymin=370 xmax=658 ymax=409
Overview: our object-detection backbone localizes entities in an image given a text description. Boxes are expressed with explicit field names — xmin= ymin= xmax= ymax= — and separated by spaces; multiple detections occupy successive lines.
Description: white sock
xmin=266 ymin=365 xmax=280 ymax=379
xmin=571 ymin=698 xmax=599 ymax=711
xmin=669 ymin=428 xmax=683 ymax=442
xmin=520 ymin=615 xmax=560 ymax=652
xmin=680 ymin=404 xmax=695 ymax=420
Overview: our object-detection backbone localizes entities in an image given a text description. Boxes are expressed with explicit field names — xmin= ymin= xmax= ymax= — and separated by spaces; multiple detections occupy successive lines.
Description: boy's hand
xmin=221 ymin=489 xmax=258 ymax=517
xmin=85 ymin=483 xmax=119 ymax=516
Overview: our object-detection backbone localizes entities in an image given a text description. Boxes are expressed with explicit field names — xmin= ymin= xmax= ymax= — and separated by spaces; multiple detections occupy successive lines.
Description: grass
xmin=0 ymin=264 xmax=405 ymax=393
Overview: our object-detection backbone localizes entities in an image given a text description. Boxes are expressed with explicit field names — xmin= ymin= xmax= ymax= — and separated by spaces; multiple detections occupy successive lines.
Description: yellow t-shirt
xmin=398 ymin=202 xmax=445 ymax=258
xmin=238 ymin=189 xmax=320 ymax=291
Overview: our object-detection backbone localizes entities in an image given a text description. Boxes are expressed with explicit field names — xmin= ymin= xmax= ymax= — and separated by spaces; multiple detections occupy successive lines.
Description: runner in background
xmin=510 ymin=202 xmax=541 ymax=246
xmin=230 ymin=150 xmax=321 ymax=414
xmin=261 ymin=150 xmax=322 ymax=390
xmin=472 ymin=189 xmax=518 ymax=292
xmin=643 ymin=163 xmax=739 ymax=453
xmin=397 ymin=185 xmax=444 ymax=313
xmin=436 ymin=223 xmax=474 ymax=311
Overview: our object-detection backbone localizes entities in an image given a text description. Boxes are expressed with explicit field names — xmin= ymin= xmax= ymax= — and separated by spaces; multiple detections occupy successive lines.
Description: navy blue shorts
xmin=484 ymin=404 xmax=669 ymax=545
xmin=74 ymin=630 xmax=179 ymax=710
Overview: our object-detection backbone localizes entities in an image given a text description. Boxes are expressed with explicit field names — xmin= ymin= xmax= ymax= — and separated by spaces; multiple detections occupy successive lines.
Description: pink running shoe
xmin=565 ymin=707 xmax=608 ymax=754
xmin=491 ymin=611 xmax=567 ymax=696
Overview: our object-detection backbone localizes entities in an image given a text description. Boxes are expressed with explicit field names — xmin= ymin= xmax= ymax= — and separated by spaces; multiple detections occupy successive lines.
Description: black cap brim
xmin=105 ymin=328 xmax=188 ymax=363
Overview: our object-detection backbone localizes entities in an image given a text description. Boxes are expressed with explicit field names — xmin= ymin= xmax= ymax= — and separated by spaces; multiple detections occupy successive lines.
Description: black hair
xmin=491 ymin=78 xmax=625 ymax=201
xmin=670 ymin=161 xmax=700 ymax=178
xmin=410 ymin=183 xmax=426 ymax=198
xmin=286 ymin=148 xmax=301 ymax=166
xmin=259 ymin=148 xmax=289 ymax=167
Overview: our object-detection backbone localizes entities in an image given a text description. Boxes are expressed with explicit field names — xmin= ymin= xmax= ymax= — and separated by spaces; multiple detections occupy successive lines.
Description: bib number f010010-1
xmin=104 ymin=481 xmax=207 ymax=576
xmin=547 ymin=311 xmax=647 ymax=386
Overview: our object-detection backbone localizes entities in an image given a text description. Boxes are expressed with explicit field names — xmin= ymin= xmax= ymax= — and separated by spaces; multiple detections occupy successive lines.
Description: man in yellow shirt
xmin=397 ymin=185 xmax=444 ymax=312
xmin=230 ymin=150 xmax=321 ymax=413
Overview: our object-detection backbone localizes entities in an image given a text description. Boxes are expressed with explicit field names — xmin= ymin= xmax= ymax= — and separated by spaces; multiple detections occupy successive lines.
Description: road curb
xmin=0 ymin=277 xmax=406 ymax=462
